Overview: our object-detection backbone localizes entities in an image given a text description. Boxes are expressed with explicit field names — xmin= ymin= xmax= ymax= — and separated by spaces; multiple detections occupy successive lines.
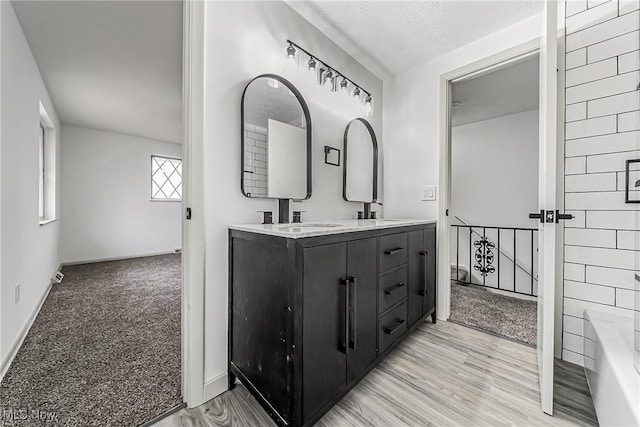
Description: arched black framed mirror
xmin=343 ymin=118 xmax=378 ymax=205
xmin=241 ymin=74 xmax=312 ymax=200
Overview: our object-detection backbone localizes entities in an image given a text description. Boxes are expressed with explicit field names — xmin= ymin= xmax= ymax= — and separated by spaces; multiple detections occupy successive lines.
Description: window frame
xmin=38 ymin=123 xmax=45 ymax=219
xmin=150 ymin=154 xmax=183 ymax=202
xmin=38 ymin=102 xmax=56 ymax=226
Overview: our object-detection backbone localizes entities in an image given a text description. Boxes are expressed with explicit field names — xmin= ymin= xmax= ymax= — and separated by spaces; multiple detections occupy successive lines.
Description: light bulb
xmin=286 ymin=43 xmax=296 ymax=60
xmin=307 ymin=57 xmax=317 ymax=72
xmin=364 ymin=95 xmax=373 ymax=117
xmin=353 ymin=86 xmax=361 ymax=98
xmin=323 ymin=69 xmax=335 ymax=89
xmin=340 ymin=78 xmax=349 ymax=91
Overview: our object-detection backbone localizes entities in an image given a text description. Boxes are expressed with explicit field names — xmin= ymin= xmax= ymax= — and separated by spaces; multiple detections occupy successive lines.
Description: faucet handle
xmin=292 ymin=211 xmax=306 ymax=223
xmin=257 ymin=210 xmax=273 ymax=225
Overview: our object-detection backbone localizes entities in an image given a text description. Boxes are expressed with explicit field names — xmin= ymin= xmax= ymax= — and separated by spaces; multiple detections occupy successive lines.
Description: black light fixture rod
xmin=286 ymin=39 xmax=371 ymax=97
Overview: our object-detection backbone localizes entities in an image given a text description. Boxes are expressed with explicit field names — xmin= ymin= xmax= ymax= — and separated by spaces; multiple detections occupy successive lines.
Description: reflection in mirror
xmin=241 ymin=75 xmax=311 ymax=200
xmin=343 ymin=118 xmax=378 ymax=204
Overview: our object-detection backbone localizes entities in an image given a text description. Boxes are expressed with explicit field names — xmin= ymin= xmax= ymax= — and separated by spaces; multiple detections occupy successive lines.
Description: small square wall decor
xmin=324 ymin=146 xmax=340 ymax=167
xmin=625 ymin=159 xmax=640 ymax=203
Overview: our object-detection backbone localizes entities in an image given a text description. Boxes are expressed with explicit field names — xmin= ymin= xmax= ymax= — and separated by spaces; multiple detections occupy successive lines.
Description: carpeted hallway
xmin=449 ymin=281 xmax=537 ymax=345
xmin=0 ymin=254 xmax=182 ymax=426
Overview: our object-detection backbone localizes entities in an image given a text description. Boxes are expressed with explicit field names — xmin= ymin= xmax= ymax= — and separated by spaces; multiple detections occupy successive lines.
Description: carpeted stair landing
xmin=0 ymin=254 xmax=181 ymax=426
xmin=449 ymin=281 xmax=537 ymax=345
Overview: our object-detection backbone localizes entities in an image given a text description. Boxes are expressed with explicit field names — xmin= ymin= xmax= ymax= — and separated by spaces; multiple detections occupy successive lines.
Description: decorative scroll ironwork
xmin=474 ymin=237 xmax=495 ymax=276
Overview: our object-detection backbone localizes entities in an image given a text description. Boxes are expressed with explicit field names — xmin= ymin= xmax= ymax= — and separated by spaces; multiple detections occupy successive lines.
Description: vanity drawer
xmin=378 ymin=302 xmax=407 ymax=353
xmin=378 ymin=267 xmax=407 ymax=314
xmin=379 ymin=233 xmax=408 ymax=272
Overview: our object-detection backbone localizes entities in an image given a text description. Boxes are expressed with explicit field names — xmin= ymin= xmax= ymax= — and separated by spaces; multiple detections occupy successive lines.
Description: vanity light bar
xmin=286 ymin=39 xmax=373 ymax=109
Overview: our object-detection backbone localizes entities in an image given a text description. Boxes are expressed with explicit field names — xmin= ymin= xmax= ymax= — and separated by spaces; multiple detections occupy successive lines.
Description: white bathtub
xmin=584 ymin=309 xmax=639 ymax=427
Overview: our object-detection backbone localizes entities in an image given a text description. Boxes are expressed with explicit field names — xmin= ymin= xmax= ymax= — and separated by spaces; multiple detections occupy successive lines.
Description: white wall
xmin=61 ymin=125 xmax=182 ymax=264
xmin=383 ymin=14 xmax=543 ymax=221
xmin=0 ymin=1 xmax=61 ymax=371
xmin=202 ymin=0 xmax=383 ymax=392
xmin=560 ymin=0 xmax=640 ymax=367
xmin=451 ymin=110 xmax=539 ymax=228
xmin=450 ymin=110 xmax=539 ymax=294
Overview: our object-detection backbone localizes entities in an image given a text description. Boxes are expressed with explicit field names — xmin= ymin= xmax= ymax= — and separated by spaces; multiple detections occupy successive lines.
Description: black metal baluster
xmin=513 ymin=230 xmax=517 ymax=294
xmin=482 ymin=227 xmax=486 ymax=288
xmin=469 ymin=227 xmax=472 ymax=285
xmin=497 ymin=228 xmax=501 ymax=290
xmin=530 ymin=230 xmax=534 ymax=296
xmin=456 ymin=226 xmax=459 ymax=282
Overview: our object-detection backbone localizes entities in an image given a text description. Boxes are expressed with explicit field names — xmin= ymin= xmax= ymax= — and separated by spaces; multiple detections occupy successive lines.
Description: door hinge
xmin=186 ymin=207 xmax=192 ymax=220
xmin=446 ymin=209 xmax=449 ymax=216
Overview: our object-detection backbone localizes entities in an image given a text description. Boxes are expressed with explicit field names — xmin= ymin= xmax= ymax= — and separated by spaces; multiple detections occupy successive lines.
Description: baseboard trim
xmin=0 ymin=266 xmax=58 ymax=381
xmin=202 ymin=372 xmax=228 ymax=406
xmin=62 ymin=250 xmax=181 ymax=266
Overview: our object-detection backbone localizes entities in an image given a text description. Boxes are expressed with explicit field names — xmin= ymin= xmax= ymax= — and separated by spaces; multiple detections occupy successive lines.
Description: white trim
xmin=437 ymin=38 xmax=541 ymax=322
xmin=61 ymin=250 xmax=179 ymax=266
xmin=203 ymin=372 xmax=228 ymax=400
xmin=182 ymin=0 xmax=206 ymax=408
xmin=555 ymin=7 xmax=567 ymax=361
xmin=0 ymin=267 xmax=57 ymax=381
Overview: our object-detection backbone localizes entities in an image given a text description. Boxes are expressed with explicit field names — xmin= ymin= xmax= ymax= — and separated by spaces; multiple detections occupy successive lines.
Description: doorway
xmin=0 ymin=1 xmax=191 ymax=425
xmin=448 ymin=55 xmax=540 ymax=345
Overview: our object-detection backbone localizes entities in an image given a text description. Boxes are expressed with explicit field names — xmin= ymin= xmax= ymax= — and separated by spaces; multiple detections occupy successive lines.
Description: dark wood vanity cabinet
xmin=229 ymin=223 xmax=436 ymax=427
xmin=408 ymin=228 xmax=437 ymax=327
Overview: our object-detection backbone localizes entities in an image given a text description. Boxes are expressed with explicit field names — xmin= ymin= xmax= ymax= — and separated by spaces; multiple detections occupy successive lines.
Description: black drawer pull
xmin=384 ymin=247 xmax=404 ymax=256
xmin=384 ymin=318 xmax=405 ymax=335
xmin=384 ymin=282 xmax=405 ymax=295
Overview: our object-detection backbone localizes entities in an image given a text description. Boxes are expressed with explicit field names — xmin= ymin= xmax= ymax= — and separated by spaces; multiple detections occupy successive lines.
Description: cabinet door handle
xmin=349 ymin=276 xmax=357 ymax=350
xmin=384 ymin=318 xmax=406 ymax=335
xmin=340 ymin=278 xmax=350 ymax=354
xmin=384 ymin=282 xmax=405 ymax=295
xmin=384 ymin=247 xmax=404 ymax=256
xmin=419 ymin=251 xmax=428 ymax=296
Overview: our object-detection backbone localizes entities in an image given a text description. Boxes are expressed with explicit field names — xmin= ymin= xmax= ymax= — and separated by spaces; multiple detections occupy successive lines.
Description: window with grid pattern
xmin=151 ymin=155 xmax=182 ymax=201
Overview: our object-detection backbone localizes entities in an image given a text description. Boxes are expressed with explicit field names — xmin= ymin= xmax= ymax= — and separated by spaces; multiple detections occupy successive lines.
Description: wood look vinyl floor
xmin=156 ymin=321 xmax=597 ymax=427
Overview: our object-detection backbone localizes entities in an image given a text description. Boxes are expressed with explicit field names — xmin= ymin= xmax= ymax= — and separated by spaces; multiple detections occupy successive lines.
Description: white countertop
xmin=229 ymin=219 xmax=436 ymax=239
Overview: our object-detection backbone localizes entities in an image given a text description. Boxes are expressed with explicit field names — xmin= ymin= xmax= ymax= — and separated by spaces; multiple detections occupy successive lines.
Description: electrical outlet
xmin=420 ymin=185 xmax=436 ymax=201
xmin=14 ymin=283 xmax=20 ymax=304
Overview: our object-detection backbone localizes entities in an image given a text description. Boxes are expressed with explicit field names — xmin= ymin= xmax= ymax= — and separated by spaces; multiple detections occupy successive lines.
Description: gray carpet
xmin=449 ymin=281 xmax=537 ymax=345
xmin=0 ymin=254 xmax=182 ymax=426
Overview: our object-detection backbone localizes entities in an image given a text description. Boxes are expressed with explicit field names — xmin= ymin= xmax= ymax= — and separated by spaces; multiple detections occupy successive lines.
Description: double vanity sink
xmin=228 ymin=218 xmax=437 ymax=427
xmin=229 ymin=218 xmax=426 ymax=237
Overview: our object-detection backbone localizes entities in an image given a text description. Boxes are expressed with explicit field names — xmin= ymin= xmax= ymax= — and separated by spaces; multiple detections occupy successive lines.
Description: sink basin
xmin=277 ymin=223 xmax=343 ymax=230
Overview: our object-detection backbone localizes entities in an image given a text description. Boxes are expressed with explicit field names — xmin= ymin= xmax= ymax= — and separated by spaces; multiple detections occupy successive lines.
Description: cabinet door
xmin=303 ymin=243 xmax=347 ymax=422
xmin=407 ymin=230 xmax=425 ymax=327
xmin=423 ymin=228 xmax=437 ymax=316
xmin=346 ymin=238 xmax=378 ymax=383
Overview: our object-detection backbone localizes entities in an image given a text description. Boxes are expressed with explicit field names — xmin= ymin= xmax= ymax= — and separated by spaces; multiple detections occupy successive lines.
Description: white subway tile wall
xmin=244 ymin=124 xmax=269 ymax=197
xmin=564 ymin=0 xmax=640 ymax=367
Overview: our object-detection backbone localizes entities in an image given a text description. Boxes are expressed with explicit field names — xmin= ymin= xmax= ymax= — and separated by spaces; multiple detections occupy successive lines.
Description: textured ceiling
xmin=451 ymin=55 xmax=539 ymax=127
xmin=12 ymin=1 xmax=183 ymax=144
xmin=287 ymin=1 xmax=544 ymax=76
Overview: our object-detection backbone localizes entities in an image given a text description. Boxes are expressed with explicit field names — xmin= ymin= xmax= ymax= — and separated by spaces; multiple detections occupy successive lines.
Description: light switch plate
xmin=420 ymin=185 xmax=436 ymax=201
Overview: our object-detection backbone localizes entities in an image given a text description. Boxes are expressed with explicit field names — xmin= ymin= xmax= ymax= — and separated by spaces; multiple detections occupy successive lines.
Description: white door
xmin=537 ymin=0 xmax=560 ymax=416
